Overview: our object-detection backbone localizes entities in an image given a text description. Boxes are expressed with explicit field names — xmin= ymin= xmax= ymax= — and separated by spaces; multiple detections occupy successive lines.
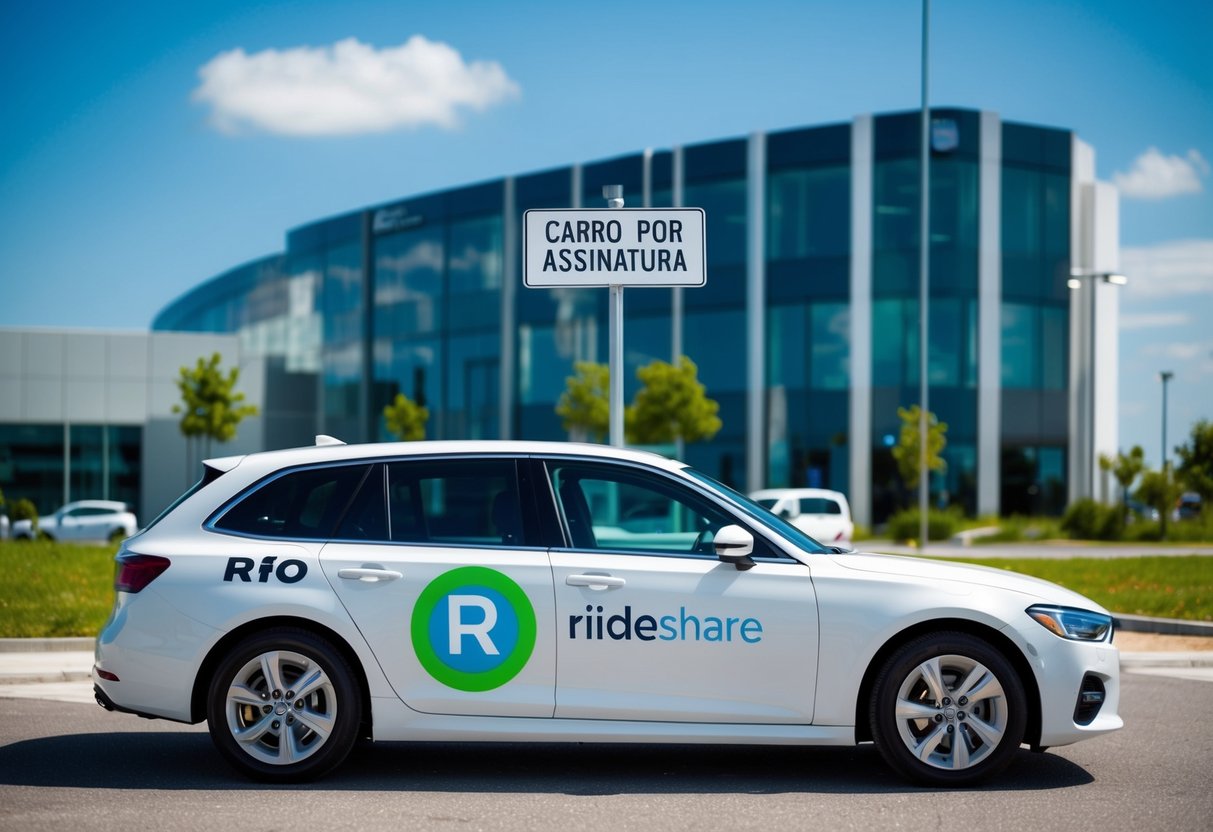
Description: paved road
xmin=1 ymin=673 xmax=1210 ymax=832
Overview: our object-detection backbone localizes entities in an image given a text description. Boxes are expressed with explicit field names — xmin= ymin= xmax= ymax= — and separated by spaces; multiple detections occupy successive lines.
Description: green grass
xmin=938 ymin=555 xmax=1213 ymax=622
xmin=0 ymin=541 xmax=118 ymax=638
xmin=0 ymin=542 xmax=1210 ymax=638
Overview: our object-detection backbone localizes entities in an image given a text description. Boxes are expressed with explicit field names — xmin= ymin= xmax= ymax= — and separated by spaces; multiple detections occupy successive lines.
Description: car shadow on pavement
xmin=0 ymin=732 xmax=1093 ymax=794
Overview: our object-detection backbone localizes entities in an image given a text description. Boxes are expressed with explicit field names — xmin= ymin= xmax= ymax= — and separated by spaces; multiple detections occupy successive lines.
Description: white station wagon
xmin=93 ymin=439 xmax=1121 ymax=785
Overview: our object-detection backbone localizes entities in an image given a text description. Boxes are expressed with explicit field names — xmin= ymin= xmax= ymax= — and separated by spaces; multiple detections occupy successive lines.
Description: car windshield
xmin=683 ymin=469 xmax=830 ymax=554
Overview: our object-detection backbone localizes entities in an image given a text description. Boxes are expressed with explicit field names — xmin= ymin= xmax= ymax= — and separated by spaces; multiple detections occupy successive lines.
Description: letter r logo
xmin=447 ymin=594 xmax=500 ymax=656
xmin=412 ymin=567 xmax=537 ymax=692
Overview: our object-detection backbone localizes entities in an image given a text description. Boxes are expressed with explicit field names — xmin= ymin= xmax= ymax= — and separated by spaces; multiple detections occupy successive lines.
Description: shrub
xmin=1060 ymin=498 xmax=1123 ymax=541
xmin=886 ymin=508 xmax=960 ymax=543
xmin=9 ymin=498 xmax=38 ymax=526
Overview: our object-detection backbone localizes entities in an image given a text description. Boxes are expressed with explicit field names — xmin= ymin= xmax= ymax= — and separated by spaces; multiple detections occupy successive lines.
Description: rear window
xmin=143 ymin=465 xmax=226 ymax=532
xmin=213 ymin=464 xmax=370 ymax=539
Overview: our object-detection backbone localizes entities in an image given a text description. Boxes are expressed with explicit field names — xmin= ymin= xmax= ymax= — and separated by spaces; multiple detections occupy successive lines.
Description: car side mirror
xmin=714 ymin=524 xmax=755 ymax=571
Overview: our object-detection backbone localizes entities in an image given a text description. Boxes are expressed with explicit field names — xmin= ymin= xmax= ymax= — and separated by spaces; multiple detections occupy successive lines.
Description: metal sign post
xmin=604 ymin=186 xmax=626 ymax=447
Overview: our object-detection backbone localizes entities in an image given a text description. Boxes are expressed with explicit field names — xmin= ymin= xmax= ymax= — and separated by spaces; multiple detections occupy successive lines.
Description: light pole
xmin=917 ymin=0 xmax=931 ymax=550
xmin=1067 ymin=269 xmax=1127 ymax=503
xmin=1160 ymin=371 xmax=1173 ymax=470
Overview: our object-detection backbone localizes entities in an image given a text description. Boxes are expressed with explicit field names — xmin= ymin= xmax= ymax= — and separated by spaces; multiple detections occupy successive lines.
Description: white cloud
xmin=1120 ymin=239 xmax=1213 ymax=299
xmin=1120 ymin=311 xmax=1191 ymax=331
xmin=1113 ymin=147 xmax=1209 ymax=200
xmin=1140 ymin=340 xmax=1213 ymax=362
xmin=193 ymin=36 xmax=520 ymax=136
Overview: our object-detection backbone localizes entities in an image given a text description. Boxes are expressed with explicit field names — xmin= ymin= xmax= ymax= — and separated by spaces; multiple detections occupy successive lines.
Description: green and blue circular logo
xmin=411 ymin=567 xmax=537 ymax=692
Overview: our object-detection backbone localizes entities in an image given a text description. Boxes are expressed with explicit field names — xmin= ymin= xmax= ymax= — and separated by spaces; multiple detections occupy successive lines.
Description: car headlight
xmin=1026 ymin=605 xmax=1113 ymax=642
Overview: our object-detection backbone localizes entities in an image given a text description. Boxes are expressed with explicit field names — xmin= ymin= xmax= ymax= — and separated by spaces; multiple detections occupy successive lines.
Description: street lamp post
xmin=1160 ymin=371 xmax=1173 ymax=470
xmin=1067 ymin=269 xmax=1127 ymax=504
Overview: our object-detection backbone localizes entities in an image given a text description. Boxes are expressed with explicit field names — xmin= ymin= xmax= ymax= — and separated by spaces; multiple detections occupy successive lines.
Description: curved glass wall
xmin=151 ymin=108 xmax=1082 ymax=520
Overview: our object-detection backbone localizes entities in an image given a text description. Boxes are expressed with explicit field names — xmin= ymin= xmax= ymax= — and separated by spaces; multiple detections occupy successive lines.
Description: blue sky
xmin=1 ymin=0 xmax=1209 ymax=467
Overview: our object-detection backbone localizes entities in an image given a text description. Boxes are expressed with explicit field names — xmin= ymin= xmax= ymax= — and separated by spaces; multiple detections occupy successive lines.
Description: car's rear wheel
xmin=206 ymin=628 xmax=361 ymax=782
xmin=870 ymin=631 xmax=1026 ymax=786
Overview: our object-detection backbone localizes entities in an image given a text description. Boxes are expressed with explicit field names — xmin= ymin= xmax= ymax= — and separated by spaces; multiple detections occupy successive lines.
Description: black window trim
xmin=206 ymin=453 xmax=547 ymax=549
xmin=205 ymin=461 xmax=374 ymax=543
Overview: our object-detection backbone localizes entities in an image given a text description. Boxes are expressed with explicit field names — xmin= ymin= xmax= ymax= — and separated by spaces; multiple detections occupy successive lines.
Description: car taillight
xmin=114 ymin=554 xmax=171 ymax=593
xmin=834 ymin=531 xmax=844 ymax=541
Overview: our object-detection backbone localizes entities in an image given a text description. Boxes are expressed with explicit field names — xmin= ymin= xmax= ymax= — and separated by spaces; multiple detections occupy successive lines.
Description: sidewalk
xmin=1 ymin=627 xmax=1211 ymax=688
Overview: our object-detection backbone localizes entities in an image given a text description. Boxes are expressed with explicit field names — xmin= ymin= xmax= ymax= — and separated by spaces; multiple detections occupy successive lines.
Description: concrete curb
xmin=0 ymin=638 xmax=94 ymax=653
xmin=1119 ymin=652 xmax=1213 ymax=668
xmin=1113 ymin=614 xmax=1213 ymax=637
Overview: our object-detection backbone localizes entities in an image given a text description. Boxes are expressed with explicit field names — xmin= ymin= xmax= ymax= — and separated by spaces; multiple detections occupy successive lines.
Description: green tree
xmin=1104 ymin=445 xmax=1145 ymax=520
xmin=1175 ymin=419 xmax=1213 ymax=504
xmin=891 ymin=405 xmax=948 ymax=494
xmin=383 ymin=392 xmax=429 ymax=441
xmin=1136 ymin=467 xmax=1183 ymax=539
xmin=625 ymin=357 xmax=722 ymax=446
xmin=10 ymin=498 xmax=38 ymax=529
xmin=556 ymin=361 xmax=610 ymax=442
xmin=172 ymin=353 xmax=259 ymax=461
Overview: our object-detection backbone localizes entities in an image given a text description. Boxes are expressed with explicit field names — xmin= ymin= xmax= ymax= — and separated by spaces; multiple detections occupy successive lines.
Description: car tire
xmin=206 ymin=627 xmax=362 ymax=783
xmin=869 ymin=631 xmax=1026 ymax=786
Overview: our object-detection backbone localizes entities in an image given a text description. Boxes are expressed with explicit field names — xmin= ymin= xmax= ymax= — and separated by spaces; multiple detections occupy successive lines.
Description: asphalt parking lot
xmin=1 ymin=669 xmax=1210 ymax=832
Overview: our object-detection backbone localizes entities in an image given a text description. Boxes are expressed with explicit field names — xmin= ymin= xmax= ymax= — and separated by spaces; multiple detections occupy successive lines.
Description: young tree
xmin=891 ymin=405 xmax=948 ymax=495
xmin=556 ymin=361 xmax=610 ymax=443
xmin=383 ymin=392 xmax=429 ymax=441
xmin=1136 ymin=467 xmax=1183 ymax=539
xmin=1175 ymin=419 xmax=1213 ymax=504
xmin=1105 ymin=445 xmax=1145 ymax=520
xmin=172 ymin=353 xmax=258 ymax=463
xmin=625 ymin=356 xmax=722 ymax=446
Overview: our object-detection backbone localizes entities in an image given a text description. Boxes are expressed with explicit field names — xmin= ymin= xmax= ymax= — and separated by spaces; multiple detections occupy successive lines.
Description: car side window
xmin=333 ymin=464 xmax=388 ymax=541
xmin=386 ymin=459 xmax=525 ymax=547
xmin=547 ymin=461 xmax=777 ymax=558
xmin=800 ymin=497 xmax=840 ymax=515
xmin=213 ymin=464 xmax=370 ymax=539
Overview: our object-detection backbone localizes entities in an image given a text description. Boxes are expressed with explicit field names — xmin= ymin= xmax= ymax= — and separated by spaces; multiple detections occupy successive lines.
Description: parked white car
xmin=12 ymin=499 xmax=138 ymax=543
xmin=93 ymin=439 xmax=1120 ymax=786
xmin=749 ymin=488 xmax=854 ymax=548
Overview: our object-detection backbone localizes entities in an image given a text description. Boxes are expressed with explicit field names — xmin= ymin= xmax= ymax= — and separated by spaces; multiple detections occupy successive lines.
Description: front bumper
xmin=1010 ymin=622 xmax=1122 ymax=747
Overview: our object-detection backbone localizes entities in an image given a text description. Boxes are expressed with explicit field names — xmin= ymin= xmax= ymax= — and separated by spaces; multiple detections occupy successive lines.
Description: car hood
xmin=830 ymin=551 xmax=1110 ymax=614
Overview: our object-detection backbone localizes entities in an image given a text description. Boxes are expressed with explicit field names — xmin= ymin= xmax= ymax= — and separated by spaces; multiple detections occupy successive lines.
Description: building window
xmin=767 ymin=165 xmax=850 ymax=260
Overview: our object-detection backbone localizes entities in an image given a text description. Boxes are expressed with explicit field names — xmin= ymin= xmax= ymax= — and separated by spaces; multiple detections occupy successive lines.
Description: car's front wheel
xmin=870 ymin=631 xmax=1026 ymax=786
xmin=206 ymin=628 xmax=361 ymax=782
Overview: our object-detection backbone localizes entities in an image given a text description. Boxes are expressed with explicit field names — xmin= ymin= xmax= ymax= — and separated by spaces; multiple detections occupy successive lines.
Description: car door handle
xmin=566 ymin=573 xmax=626 ymax=589
xmin=338 ymin=567 xmax=403 ymax=583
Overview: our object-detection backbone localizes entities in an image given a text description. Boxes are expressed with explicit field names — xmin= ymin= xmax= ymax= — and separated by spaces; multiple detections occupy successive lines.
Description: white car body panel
xmin=320 ymin=540 xmax=558 ymax=717
xmin=549 ymin=550 xmax=818 ymax=723
xmin=92 ymin=439 xmax=1121 ymax=777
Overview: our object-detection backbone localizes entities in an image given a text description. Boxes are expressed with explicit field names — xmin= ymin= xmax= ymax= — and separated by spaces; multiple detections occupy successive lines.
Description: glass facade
xmin=0 ymin=424 xmax=141 ymax=517
xmin=150 ymin=109 xmax=1090 ymax=525
xmin=869 ymin=110 xmax=981 ymax=519
xmin=1000 ymin=122 xmax=1071 ymax=516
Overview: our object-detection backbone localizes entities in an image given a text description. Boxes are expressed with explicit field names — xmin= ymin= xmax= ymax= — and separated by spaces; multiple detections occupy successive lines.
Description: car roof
xmin=750 ymin=488 xmax=847 ymax=500
xmin=63 ymin=499 xmax=128 ymax=510
xmin=206 ymin=439 xmax=688 ymax=477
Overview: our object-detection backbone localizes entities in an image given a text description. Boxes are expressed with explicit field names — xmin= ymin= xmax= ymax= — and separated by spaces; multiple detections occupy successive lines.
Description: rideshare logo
xmin=412 ymin=567 xmax=537 ymax=691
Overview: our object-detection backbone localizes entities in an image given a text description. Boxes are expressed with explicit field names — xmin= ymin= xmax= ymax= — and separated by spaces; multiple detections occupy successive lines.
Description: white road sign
xmin=523 ymin=208 xmax=706 ymax=288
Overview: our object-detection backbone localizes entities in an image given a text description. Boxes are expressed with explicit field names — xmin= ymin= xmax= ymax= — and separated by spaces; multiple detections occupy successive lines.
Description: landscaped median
xmin=0 ymin=541 xmax=1210 ymax=639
